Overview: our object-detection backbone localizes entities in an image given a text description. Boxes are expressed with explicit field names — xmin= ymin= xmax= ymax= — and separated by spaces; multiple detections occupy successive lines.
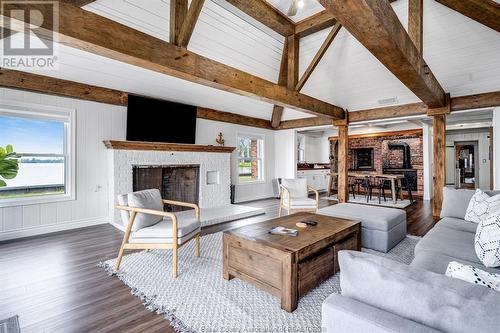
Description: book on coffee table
xmin=269 ymin=226 xmax=298 ymax=236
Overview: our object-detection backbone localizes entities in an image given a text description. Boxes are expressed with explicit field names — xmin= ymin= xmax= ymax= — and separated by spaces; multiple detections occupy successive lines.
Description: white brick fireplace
xmin=105 ymin=141 xmax=233 ymax=226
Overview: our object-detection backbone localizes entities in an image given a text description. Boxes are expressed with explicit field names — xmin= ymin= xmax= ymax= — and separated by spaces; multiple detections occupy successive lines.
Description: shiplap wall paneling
xmin=0 ymin=88 xmax=126 ymax=239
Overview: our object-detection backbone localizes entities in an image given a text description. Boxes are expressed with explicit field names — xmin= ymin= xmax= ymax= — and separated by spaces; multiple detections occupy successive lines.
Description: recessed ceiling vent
xmin=378 ymin=97 xmax=398 ymax=105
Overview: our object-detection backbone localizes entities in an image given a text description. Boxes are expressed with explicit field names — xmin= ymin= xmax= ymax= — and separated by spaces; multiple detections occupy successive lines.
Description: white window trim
xmin=0 ymin=100 xmax=76 ymax=208
xmin=236 ymin=132 xmax=265 ymax=185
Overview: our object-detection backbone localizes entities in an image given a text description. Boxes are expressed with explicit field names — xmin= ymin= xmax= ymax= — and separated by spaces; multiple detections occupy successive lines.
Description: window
xmin=237 ymin=134 xmax=264 ymax=183
xmin=0 ymin=101 xmax=75 ymax=207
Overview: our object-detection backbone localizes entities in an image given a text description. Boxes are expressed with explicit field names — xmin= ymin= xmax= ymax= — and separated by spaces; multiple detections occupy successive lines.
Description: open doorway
xmin=454 ymin=141 xmax=479 ymax=189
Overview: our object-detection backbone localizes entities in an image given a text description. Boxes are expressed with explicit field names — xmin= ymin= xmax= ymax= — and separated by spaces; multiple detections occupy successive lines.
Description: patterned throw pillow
xmin=475 ymin=211 xmax=500 ymax=267
xmin=446 ymin=261 xmax=500 ymax=292
xmin=464 ymin=189 xmax=500 ymax=223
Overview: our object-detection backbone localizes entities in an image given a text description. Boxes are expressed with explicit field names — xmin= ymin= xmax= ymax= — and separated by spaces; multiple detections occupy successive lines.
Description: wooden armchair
xmin=279 ymin=178 xmax=319 ymax=216
xmin=115 ymin=189 xmax=201 ymax=278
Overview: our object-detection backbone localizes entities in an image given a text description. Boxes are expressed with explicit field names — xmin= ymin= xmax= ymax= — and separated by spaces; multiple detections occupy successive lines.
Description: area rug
xmin=99 ymin=232 xmax=419 ymax=333
xmin=323 ymin=194 xmax=414 ymax=209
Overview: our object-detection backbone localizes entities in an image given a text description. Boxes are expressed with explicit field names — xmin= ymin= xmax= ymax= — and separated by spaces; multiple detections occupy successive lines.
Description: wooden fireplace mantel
xmin=103 ymin=140 xmax=235 ymax=153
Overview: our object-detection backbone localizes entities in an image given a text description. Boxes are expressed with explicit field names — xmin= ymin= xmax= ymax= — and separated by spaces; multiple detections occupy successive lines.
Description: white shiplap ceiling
xmin=3 ymin=0 xmax=500 ymax=122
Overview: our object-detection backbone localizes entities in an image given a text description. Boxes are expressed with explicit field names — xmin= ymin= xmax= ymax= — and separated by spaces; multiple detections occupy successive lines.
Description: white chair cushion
xmin=129 ymin=210 xmax=200 ymax=245
xmin=281 ymin=178 xmax=308 ymax=198
xmin=283 ymin=197 xmax=317 ymax=209
xmin=127 ymin=189 xmax=164 ymax=232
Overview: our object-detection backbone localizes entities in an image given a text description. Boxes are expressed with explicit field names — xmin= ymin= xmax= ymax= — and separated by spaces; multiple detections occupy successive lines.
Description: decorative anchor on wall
xmin=216 ymin=132 xmax=225 ymax=146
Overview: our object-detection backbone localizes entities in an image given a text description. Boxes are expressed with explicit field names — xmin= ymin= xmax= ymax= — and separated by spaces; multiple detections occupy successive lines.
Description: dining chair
xmin=363 ymin=177 xmax=387 ymax=204
xmin=397 ymin=172 xmax=416 ymax=203
xmin=279 ymin=178 xmax=319 ymax=216
xmin=115 ymin=189 xmax=201 ymax=278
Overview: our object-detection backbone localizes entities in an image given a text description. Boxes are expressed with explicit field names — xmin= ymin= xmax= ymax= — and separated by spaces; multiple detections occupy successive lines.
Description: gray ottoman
xmin=318 ymin=203 xmax=406 ymax=252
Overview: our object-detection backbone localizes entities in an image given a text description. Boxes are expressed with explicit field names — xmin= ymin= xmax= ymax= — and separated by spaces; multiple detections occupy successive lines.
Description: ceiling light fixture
xmin=298 ymin=0 xmax=305 ymax=9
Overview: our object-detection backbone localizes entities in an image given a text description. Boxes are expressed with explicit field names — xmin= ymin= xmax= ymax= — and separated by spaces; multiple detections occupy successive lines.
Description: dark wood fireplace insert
xmin=133 ymin=165 xmax=200 ymax=212
xmin=352 ymin=148 xmax=374 ymax=170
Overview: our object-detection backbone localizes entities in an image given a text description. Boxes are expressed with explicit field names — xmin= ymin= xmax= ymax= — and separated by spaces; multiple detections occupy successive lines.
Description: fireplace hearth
xmin=133 ymin=165 xmax=200 ymax=212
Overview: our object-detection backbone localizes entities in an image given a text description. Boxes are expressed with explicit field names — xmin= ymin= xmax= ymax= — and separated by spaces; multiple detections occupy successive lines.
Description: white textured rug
xmin=324 ymin=194 xmax=414 ymax=209
xmin=99 ymin=232 xmax=419 ymax=333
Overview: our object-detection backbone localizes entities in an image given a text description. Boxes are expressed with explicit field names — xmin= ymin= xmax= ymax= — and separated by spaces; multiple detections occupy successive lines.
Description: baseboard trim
xmin=235 ymin=193 xmax=275 ymax=204
xmin=0 ymin=217 xmax=111 ymax=242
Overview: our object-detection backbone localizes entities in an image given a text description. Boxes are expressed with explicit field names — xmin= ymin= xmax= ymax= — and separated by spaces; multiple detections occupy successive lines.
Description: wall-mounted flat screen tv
xmin=126 ymin=95 xmax=197 ymax=144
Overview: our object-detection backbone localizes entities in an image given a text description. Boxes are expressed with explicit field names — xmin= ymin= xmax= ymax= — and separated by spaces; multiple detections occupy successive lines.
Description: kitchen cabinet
xmin=297 ymin=169 xmax=330 ymax=192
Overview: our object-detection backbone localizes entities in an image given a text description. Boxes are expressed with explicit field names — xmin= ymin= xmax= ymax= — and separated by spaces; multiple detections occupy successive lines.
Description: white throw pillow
xmin=446 ymin=261 xmax=500 ymax=292
xmin=475 ymin=210 xmax=500 ymax=267
xmin=464 ymin=189 xmax=500 ymax=223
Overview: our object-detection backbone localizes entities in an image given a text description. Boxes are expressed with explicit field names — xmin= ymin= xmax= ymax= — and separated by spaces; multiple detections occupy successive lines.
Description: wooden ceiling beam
xmin=62 ymin=0 xmax=96 ymax=6
xmin=319 ymin=0 xmax=446 ymax=108
xmin=2 ymin=69 xmax=497 ymax=132
xmin=296 ymin=22 xmax=341 ymax=91
xmin=225 ymin=0 xmax=295 ymax=36
xmin=286 ymin=34 xmax=299 ymax=90
xmin=0 ymin=69 xmax=274 ymax=129
xmin=170 ymin=0 xmax=188 ymax=45
xmin=0 ymin=69 xmax=128 ymax=105
xmin=278 ymin=91 xmax=500 ymax=129
xmin=177 ymin=0 xmax=205 ymax=47
xmin=408 ymin=0 xmax=424 ymax=54
xmin=197 ymin=107 xmax=273 ymax=129
xmin=451 ymin=91 xmax=500 ymax=111
xmin=271 ymin=39 xmax=290 ymax=129
xmin=295 ymin=11 xmax=336 ymax=38
xmin=295 ymin=0 xmax=398 ymax=38
xmin=435 ymin=0 xmax=500 ymax=33
xmin=0 ymin=1 xmax=344 ymax=119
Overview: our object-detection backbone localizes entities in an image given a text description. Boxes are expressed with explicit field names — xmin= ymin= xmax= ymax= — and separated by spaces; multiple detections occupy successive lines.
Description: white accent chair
xmin=279 ymin=178 xmax=319 ymax=216
xmin=115 ymin=189 xmax=201 ymax=278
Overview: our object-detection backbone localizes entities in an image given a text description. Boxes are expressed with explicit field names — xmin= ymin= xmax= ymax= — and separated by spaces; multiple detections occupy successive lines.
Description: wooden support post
xmin=334 ymin=114 xmax=349 ymax=203
xmin=429 ymin=94 xmax=450 ymax=217
xmin=432 ymin=115 xmax=446 ymax=217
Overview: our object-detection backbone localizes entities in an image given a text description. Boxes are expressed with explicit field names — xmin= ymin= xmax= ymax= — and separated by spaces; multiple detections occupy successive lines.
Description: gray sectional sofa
xmin=322 ymin=188 xmax=500 ymax=333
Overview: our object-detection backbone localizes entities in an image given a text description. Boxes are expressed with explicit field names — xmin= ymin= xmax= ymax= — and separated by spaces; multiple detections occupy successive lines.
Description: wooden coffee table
xmin=223 ymin=212 xmax=361 ymax=312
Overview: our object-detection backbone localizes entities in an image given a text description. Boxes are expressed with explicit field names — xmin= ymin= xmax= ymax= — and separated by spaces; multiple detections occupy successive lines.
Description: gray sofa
xmin=322 ymin=188 xmax=500 ymax=333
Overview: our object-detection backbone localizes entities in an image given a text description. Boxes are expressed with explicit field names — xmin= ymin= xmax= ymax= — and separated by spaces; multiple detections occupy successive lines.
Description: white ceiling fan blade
xmin=287 ymin=0 xmax=299 ymax=16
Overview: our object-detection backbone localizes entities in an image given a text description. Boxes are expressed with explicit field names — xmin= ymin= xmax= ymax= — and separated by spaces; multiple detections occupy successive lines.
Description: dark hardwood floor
xmin=0 ymin=197 xmax=436 ymax=332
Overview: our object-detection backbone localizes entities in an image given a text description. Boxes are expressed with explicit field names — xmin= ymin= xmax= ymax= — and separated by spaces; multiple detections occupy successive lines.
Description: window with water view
xmin=237 ymin=135 xmax=264 ymax=183
xmin=0 ymin=106 xmax=72 ymax=203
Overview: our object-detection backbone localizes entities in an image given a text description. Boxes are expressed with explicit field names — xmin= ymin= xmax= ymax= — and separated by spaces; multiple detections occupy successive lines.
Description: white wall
xmin=0 ymin=88 xmax=127 ymax=241
xmin=195 ymin=118 xmax=275 ymax=203
xmin=303 ymin=135 xmax=330 ymax=163
xmin=422 ymin=123 xmax=433 ymax=200
xmin=446 ymin=128 xmax=491 ymax=190
xmin=274 ymin=129 xmax=296 ymax=179
xmin=494 ymin=108 xmax=500 ymax=190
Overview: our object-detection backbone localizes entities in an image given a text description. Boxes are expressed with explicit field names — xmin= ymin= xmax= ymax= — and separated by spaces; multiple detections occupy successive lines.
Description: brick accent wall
xmin=331 ymin=130 xmax=424 ymax=195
